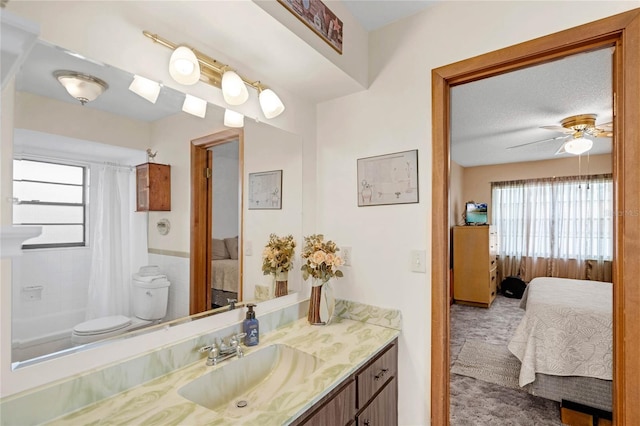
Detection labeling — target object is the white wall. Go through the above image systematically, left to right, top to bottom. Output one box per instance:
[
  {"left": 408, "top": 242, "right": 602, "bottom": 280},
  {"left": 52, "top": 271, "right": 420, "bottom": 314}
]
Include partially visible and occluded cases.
[
  {"left": 316, "top": 2, "right": 638, "bottom": 424},
  {"left": 212, "top": 141, "right": 240, "bottom": 239}
]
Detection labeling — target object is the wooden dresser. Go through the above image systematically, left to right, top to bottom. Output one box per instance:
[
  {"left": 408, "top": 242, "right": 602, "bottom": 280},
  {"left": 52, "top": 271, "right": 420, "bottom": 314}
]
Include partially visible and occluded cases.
[{"left": 452, "top": 225, "right": 498, "bottom": 308}]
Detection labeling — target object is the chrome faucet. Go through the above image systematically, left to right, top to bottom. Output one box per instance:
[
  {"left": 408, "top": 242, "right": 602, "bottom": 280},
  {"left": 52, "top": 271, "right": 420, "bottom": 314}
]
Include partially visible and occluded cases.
[
  {"left": 227, "top": 298, "right": 237, "bottom": 310},
  {"left": 199, "top": 333, "right": 246, "bottom": 366}
]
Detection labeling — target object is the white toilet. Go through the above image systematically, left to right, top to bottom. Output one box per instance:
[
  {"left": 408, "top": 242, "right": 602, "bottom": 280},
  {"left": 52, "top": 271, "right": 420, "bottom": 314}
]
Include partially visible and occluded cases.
[{"left": 72, "top": 266, "right": 171, "bottom": 345}]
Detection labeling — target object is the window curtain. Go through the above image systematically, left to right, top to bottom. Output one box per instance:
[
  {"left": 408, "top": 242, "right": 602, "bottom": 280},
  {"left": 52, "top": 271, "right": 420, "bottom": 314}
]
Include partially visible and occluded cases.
[
  {"left": 85, "top": 165, "right": 134, "bottom": 320},
  {"left": 492, "top": 174, "right": 613, "bottom": 283}
]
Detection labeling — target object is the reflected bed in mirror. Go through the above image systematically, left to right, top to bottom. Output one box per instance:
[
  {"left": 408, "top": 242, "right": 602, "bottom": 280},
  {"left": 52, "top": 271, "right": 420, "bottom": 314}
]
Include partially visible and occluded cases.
[{"left": 9, "top": 40, "right": 303, "bottom": 367}]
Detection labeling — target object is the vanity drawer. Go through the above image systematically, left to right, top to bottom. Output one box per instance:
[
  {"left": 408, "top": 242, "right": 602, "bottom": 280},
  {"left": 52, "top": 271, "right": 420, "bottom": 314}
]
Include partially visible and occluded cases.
[{"left": 356, "top": 341, "right": 398, "bottom": 408}]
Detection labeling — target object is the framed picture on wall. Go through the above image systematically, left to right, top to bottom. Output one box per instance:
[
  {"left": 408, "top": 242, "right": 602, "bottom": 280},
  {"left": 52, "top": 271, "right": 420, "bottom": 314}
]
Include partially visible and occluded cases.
[
  {"left": 277, "top": 0, "right": 343, "bottom": 54},
  {"left": 357, "top": 149, "right": 419, "bottom": 207},
  {"left": 248, "top": 170, "right": 283, "bottom": 210}
]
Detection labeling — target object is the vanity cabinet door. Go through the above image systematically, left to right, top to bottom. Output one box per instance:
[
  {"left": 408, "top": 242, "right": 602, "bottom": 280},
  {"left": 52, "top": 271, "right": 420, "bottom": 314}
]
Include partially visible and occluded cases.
[
  {"left": 356, "top": 376, "right": 397, "bottom": 426},
  {"left": 296, "top": 379, "right": 356, "bottom": 426}
]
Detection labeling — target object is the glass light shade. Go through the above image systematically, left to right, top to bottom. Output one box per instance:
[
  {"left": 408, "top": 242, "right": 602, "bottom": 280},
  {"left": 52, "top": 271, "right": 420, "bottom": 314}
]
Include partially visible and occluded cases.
[
  {"left": 169, "top": 46, "right": 201, "bottom": 85},
  {"left": 221, "top": 70, "right": 249, "bottom": 105},
  {"left": 54, "top": 71, "right": 108, "bottom": 105},
  {"left": 128, "top": 75, "right": 161, "bottom": 104},
  {"left": 259, "top": 88, "right": 285, "bottom": 119},
  {"left": 182, "top": 94, "right": 207, "bottom": 118},
  {"left": 224, "top": 109, "right": 244, "bottom": 128},
  {"left": 564, "top": 137, "right": 593, "bottom": 155}
]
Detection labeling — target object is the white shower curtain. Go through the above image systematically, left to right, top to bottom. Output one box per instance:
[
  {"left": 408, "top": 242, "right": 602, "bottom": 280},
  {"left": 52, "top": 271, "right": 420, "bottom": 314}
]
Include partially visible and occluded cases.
[{"left": 85, "top": 166, "right": 133, "bottom": 320}]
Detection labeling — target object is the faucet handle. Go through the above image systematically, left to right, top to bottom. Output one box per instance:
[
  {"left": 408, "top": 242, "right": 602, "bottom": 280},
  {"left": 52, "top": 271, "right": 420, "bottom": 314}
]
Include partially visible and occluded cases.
[
  {"left": 229, "top": 333, "right": 247, "bottom": 347},
  {"left": 198, "top": 344, "right": 215, "bottom": 353}
]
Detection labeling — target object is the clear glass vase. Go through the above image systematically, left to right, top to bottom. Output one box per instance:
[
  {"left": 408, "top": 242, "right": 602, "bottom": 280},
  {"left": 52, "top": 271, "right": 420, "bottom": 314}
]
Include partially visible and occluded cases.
[
  {"left": 274, "top": 271, "right": 288, "bottom": 298},
  {"left": 307, "top": 278, "right": 335, "bottom": 325}
]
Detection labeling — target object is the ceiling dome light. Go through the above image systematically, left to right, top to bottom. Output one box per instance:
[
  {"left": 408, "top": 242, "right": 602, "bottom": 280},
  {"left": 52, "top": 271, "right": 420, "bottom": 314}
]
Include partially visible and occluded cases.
[
  {"left": 169, "top": 46, "right": 200, "bottom": 85},
  {"left": 221, "top": 69, "right": 249, "bottom": 105},
  {"left": 53, "top": 70, "right": 108, "bottom": 105},
  {"left": 128, "top": 75, "right": 161, "bottom": 104},
  {"left": 259, "top": 88, "right": 285, "bottom": 119},
  {"left": 182, "top": 94, "right": 207, "bottom": 118},
  {"left": 224, "top": 109, "right": 244, "bottom": 128},
  {"left": 564, "top": 137, "right": 593, "bottom": 155}
]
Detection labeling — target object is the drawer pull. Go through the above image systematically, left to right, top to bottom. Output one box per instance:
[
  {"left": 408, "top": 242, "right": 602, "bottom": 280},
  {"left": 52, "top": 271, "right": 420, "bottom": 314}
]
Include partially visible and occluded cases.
[
  {"left": 374, "top": 368, "right": 389, "bottom": 381},
  {"left": 364, "top": 420, "right": 371, "bottom": 426}
]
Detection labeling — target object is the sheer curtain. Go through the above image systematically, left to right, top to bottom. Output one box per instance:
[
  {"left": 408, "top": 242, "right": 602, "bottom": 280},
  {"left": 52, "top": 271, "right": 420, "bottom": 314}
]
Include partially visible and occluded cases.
[
  {"left": 85, "top": 165, "right": 133, "bottom": 320},
  {"left": 492, "top": 174, "right": 613, "bottom": 282}
]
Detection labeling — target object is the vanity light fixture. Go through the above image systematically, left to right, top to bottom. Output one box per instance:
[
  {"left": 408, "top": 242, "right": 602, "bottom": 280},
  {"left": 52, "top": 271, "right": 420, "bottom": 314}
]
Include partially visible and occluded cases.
[
  {"left": 143, "top": 31, "right": 285, "bottom": 119},
  {"left": 169, "top": 46, "right": 201, "bottom": 85},
  {"left": 221, "top": 68, "right": 249, "bottom": 105},
  {"left": 53, "top": 70, "right": 108, "bottom": 105},
  {"left": 128, "top": 75, "right": 161, "bottom": 104},
  {"left": 182, "top": 94, "right": 207, "bottom": 118},
  {"left": 224, "top": 109, "right": 244, "bottom": 128},
  {"left": 564, "top": 136, "right": 593, "bottom": 155}
]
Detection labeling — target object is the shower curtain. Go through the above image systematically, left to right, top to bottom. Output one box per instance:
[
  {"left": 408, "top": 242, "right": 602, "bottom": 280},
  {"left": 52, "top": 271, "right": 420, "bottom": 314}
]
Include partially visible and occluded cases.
[{"left": 85, "top": 165, "right": 133, "bottom": 320}]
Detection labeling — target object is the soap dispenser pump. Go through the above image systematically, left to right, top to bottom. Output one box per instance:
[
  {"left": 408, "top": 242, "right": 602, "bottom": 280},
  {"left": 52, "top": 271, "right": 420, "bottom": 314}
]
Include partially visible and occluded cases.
[{"left": 243, "top": 303, "right": 259, "bottom": 346}]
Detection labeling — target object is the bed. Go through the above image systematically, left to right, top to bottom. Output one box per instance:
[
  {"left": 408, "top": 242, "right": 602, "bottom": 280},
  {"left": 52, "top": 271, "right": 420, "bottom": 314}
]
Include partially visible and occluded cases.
[
  {"left": 211, "top": 237, "right": 240, "bottom": 307},
  {"left": 211, "top": 259, "right": 239, "bottom": 307},
  {"left": 507, "top": 277, "right": 613, "bottom": 410}
]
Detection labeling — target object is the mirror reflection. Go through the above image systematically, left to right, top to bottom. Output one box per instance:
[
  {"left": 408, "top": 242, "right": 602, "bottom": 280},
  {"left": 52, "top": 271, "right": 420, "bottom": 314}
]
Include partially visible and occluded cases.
[{"left": 10, "top": 40, "right": 302, "bottom": 365}]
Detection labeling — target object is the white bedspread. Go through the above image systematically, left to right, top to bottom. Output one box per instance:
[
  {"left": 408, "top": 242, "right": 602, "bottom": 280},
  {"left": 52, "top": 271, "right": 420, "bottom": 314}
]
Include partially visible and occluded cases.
[
  {"left": 211, "top": 259, "right": 239, "bottom": 292},
  {"left": 507, "top": 277, "right": 612, "bottom": 387}
]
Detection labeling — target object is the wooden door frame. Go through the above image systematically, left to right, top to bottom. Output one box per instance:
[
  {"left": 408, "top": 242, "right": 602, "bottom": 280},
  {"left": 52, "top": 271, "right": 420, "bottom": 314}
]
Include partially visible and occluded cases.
[
  {"left": 431, "top": 9, "right": 640, "bottom": 425},
  {"left": 190, "top": 129, "right": 244, "bottom": 314}
]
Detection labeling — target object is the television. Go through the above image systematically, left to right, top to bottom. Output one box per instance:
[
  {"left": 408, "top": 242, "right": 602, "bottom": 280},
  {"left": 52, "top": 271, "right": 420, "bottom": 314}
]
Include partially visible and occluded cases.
[{"left": 465, "top": 202, "right": 488, "bottom": 225}]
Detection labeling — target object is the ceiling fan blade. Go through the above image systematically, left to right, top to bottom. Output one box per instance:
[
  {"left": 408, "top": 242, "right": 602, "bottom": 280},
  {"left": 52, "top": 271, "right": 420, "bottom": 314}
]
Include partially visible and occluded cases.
[
  {"left": 596, "top": 121, "right": 613, "bottom": 129},
  {"left": 540, "top": 125, "right": 574, "bottom": 134},
  {"left": 592, "top": 129, "right": 613, "bottom": 138},
  {"left": 507, "top": 135, "right": 570, "bottom": 150},
  {"left": 555, "top": 142, "right": 567, "bottom": 155}
]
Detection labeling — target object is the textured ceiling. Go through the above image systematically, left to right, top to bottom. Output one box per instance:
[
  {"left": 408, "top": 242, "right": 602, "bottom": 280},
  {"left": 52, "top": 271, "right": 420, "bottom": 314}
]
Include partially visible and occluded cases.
[{"left": 451, "top": 47, "right": 613, "bottom": 167}]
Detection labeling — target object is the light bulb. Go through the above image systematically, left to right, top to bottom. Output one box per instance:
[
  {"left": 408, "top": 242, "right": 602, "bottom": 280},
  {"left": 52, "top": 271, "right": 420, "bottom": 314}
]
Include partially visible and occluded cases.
[
  {"left": 169, "top": 46, "right": 200, "bottom": 85},
  {"left": 221, "top": 70, "right": 249, "bottom": 105},
  {"left": 128, "top": 75, "right": 161, "bottom": 104},
  {"left": 259, "top": 88, "right": 285, "bottom": 119},
  {"left": 182, "top": 94, "right": 207, "bottom": 118},
  {"left": 224, "top": 109, "right": 244, "bottom": 128},
  {"left": 564, "top": 137, "right": 593, "bottom": 155}
]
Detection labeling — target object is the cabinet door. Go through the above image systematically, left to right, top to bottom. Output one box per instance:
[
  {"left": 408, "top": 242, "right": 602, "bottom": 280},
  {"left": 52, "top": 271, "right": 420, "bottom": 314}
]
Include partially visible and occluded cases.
[
  {"left": 136, "top": 165, "right": 149, "bottom": 211},
  {"left": 357, "top": 377, "right": 397, "bottom": 426},
  {"left": 300, "top": 380, "right": 355, "bottom": 426}
]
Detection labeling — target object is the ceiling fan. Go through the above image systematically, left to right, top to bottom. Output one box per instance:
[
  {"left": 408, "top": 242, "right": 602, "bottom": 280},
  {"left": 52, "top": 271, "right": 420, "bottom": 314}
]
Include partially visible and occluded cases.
[{"left": 508, "top": 114, "right": 613, "bottom": 155}]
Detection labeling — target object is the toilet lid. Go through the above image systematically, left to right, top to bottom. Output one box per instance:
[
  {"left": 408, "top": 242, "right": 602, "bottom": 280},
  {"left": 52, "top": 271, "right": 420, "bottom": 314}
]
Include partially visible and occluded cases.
[{"left": 73, "top": 315, "right": 132, "bottom": 335}]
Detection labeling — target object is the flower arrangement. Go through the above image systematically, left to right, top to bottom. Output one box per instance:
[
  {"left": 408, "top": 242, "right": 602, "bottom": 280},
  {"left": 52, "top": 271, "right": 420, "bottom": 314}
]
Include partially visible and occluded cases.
[
  {"left": 262, "top": 234, "right": 296, "bottom": 275},
  {"left": 300, "top": 234, "right": 344, "bottom": 284}
]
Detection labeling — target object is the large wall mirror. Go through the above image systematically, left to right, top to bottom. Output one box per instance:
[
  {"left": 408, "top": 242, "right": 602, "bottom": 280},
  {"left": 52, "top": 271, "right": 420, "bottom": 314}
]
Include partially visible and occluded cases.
[{"left": 9, "top": 39, "right": 303, "bottom": 367}]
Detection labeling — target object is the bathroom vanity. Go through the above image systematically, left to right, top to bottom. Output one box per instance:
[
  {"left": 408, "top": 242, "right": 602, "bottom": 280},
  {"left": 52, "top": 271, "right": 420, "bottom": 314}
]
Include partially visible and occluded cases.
[{"left": 2, "top": 300, "right": 401, "bottom": 425}]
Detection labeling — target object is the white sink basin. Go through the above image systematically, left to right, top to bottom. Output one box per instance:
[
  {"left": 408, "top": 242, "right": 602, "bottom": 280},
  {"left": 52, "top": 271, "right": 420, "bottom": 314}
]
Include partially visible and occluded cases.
[{"left": 178, "top": 344, "right": 323, "bottom": 416}]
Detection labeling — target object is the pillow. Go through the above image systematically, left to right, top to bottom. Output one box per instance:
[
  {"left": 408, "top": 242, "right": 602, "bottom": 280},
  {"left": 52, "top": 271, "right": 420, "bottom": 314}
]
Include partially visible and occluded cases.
[
  {"left": 224, "top": 236, "right": 239, "bottom": 260},
  {"left": 212, "top": 238, "right": 230, "bottom": 260}
]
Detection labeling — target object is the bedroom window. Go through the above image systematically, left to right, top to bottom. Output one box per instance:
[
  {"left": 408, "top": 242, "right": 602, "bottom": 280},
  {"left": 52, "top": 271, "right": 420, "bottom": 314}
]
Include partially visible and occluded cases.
[
  {"left": 12, "top": 159, "right": 87, "bottom": 249},
  {"left": 492, "top": 174, "right": 613, "bottom": 261}
]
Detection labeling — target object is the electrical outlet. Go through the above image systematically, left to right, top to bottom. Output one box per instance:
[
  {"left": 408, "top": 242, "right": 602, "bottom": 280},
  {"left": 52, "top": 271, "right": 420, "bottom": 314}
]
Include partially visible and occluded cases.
[
  {"left": 245, "top": 241, "right": 253, "bottom": 256},
  {"left": 342, "top": 246, "right": 352, "bottom": 266},
  {"left": 411, "top": 250, "right": 426, "bottom": 273}
]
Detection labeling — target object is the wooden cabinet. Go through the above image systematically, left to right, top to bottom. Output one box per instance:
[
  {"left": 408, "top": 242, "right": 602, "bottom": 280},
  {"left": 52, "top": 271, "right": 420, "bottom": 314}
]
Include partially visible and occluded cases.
[
  {"left": 136, "top": 163, "right": 170, "bottom": 211},
  {"left": 452, "top": 225, "right": 498, "bottom": 307},
  {"left": 292, "top": 339, "right": 398, "bottom": 426}
]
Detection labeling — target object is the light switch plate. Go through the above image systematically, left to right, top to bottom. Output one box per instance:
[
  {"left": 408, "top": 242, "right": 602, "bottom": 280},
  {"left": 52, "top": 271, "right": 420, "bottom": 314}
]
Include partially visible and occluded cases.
[{"left": 411, "top": 250, "right": 426, "bottom": 273}]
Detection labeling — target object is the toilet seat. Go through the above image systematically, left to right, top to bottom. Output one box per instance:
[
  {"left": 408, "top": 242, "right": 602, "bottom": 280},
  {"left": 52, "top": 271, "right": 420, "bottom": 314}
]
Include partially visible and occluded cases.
[{"left": 73, "top": 315, "right": 132, "bottom": 336}]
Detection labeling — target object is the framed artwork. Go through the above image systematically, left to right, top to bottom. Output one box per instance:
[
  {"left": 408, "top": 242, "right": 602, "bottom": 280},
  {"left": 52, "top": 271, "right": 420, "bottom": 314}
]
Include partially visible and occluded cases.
[
  {"left": 278, "top": 0, "right": 343, "bottom": 54},
  {"left": 357, "top": 149, "right": 419, "bottom": 207},
  {"left": 248, "top": 170, "right": 283, "bottom": 210}
]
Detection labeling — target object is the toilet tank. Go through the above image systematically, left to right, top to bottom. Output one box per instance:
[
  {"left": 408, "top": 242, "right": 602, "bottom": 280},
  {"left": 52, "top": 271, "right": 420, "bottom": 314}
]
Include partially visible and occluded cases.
[{"left": 132, "top": 273, "right": 171, "bottom": 320}]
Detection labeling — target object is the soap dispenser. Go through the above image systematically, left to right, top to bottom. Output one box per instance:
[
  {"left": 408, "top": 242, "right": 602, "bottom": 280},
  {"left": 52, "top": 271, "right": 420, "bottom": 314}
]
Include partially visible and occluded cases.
[{"left": 243, "top": 303, "right": 259, "bottom": 346}]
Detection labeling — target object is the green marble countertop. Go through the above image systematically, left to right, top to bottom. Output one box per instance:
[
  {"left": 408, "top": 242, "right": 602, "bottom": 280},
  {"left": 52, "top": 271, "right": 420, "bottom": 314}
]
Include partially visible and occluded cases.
[{"left": 46, "top": 316, "right": 400, "bottom": 425}]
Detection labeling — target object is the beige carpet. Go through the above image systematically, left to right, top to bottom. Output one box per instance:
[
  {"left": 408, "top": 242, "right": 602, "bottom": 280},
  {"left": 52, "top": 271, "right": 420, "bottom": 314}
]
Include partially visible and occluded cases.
[{"left": 451, "top": 340, "right": 525, "bottom": 391}]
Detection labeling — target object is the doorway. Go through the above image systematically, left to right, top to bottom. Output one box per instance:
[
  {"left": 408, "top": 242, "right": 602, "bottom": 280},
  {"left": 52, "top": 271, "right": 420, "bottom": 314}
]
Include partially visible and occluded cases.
[
  {"left": 430, "top": 9, "right": 640, "bottom": 425},
  {"left": 190, "top": 129, "right": 245, "bottom": 315}
]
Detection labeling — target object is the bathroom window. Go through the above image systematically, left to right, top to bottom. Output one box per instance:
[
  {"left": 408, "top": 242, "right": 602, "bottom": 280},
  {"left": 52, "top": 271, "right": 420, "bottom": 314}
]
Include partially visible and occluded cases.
[{"left": 12, "top": 159, "right": 87, "bottom": 248}]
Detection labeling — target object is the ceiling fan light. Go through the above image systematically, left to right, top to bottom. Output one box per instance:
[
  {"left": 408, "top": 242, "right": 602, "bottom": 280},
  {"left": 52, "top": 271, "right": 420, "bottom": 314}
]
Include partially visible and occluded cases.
[
  {"left": 169, "top": 46, "right": 201, "bottom": 85},
  {"left": 54, "top": 70, "right": 108, "bottom": 105},
  {"left": 221, "top": 70, "right": 248, "bottom": 105},
  {"left": 128, "top": 75, "right": 161, "bottom": 104},
  {"left": 259, "top": 88, "right": 285, "bottom": 119},
  {"left": 182, "top": 94, "right": 207, "bottom": 118},
  {"left": 224, "top": 109, "right": 244, "bottom": 128},
  {"left": 564, "top": 137, "right": 593, "bottom": 155}
]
